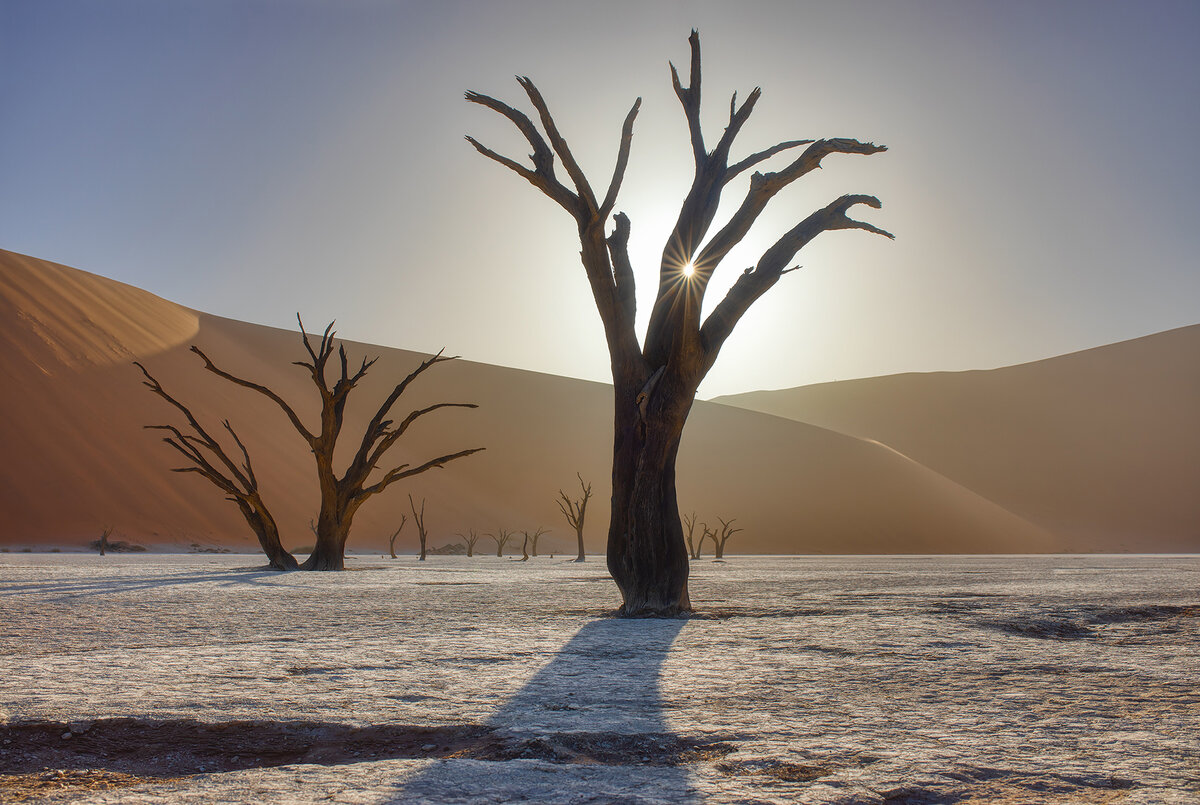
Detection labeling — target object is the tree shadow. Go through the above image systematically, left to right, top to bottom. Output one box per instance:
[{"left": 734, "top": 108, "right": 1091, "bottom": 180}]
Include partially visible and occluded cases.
[
  {"left": 0, "top": 567, "right": 292, "bottom": 601},
  {"left": 388, "top": 617, "right": 730, "bottom": 803}
]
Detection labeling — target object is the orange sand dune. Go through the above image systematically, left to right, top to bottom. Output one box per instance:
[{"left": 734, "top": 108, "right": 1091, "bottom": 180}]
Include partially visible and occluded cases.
[
  {"left": 2, "top": 248, "right": 1072, "bottom": 555},
  {"left": 714, "top": 328, "right": 1200, "bottom": 551}
]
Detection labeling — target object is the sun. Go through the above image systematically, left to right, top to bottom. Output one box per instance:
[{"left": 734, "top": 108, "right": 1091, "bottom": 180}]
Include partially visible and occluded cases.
[{"left": 682, "top": 262, "right": 695, "bottom": 277}]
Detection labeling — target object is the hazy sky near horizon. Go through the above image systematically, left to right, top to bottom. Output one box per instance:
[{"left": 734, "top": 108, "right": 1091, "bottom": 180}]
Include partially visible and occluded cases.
[{"left": 2, "top": 1, "right": 1198, "bottom": 397}]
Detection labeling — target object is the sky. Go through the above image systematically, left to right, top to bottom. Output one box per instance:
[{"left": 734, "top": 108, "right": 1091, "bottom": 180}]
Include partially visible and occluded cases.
[{"left": 2, "top": 0, "right": 1198, "bottom": 398}]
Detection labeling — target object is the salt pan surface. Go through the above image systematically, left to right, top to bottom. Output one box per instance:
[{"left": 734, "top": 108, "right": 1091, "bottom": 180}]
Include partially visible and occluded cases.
[{"left": 1, "top": 554, "right": 1196, "bottom": 803}]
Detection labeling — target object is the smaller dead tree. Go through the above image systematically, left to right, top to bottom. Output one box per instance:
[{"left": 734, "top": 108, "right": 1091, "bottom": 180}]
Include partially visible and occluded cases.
[
  {"left": 139, "top": 323, "right": 484, "bottom": 571},
  {"left": 135, "top": 361, "right": 298, "bottom": 571},
  {"left": 556, "top": 474, "right": 592, "bottom": 562},
  {"left": 410, "top": 496, "right": 429, "bottom": 561},
  {"left": 683, "top": 512, "right": 700, "bottom": 560},
  {"left": 387, "top": 515, "right": 409, "bottom": 559},
  {"left": 712, "top": 517, "right": 743, "bottom": 559},
  {"left": 98, "top": 525, "right": 112, "bottom": 556},
  {"left": 523, "top": 526, "right": 550, "bottom": 558},
  {"left": 487, "top": 528, "right": 514, "bottom": 557},
  {"left": 458, "top": 529, "right": 481, "bottom": 557},
  {"left": 520, "top": 533, "right": 530, "bottom": 561}
]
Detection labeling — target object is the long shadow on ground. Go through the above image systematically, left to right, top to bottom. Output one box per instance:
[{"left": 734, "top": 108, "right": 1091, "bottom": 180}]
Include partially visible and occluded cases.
[{"left": 387, "top": 617, "right": 731, "bottom": 803}]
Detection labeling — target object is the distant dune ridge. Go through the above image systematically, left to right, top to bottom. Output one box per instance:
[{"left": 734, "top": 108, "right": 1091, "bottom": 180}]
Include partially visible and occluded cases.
[
  {"left": 0, "top": 247, "right": 1193, "bottom": 555},
  {"left": 713, "top": 326, "right": 1200, "bottom": 551}
]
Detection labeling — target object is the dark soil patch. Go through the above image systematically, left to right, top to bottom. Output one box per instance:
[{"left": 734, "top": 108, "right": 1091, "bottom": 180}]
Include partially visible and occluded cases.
[{"left": 0, "top": 718, "right": 737, "bottom": 797}]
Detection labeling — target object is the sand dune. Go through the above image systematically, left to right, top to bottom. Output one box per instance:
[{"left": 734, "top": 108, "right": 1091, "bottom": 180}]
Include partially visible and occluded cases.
[
  {"left": 2, "top": 248, "right": 1077, "bottom": 555},
  {"left": 714, "top": 328, "right": 1200, "bottom": 551}
]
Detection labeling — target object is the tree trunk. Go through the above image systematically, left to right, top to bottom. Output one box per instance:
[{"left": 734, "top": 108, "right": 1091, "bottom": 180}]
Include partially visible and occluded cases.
[
  {"left": 605, "top": 374, "right": 694, "bottom": 616},
  {"left": 303, "top": 506, "right": 350, "bottom": 571},
  {"left": 241, "top": 507, "right": 298, "bottom": 571},
  {"left": 574, "top": 529, "right": 585, "bottom": 562},
  {"left": 714, "top": 539, "right": 725, "bottom": 560}
]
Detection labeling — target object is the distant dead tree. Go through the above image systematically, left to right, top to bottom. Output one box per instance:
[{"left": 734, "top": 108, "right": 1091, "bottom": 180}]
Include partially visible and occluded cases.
[
  {"left": 468, "top": 31, "right": 890, "bottom": 614},
  {"left": 137, "top": 318, "right": 484, "bottom": 571},
  {"left": 556, "top": 474, "right": 592, "bottom": 562},
  {"left": 410, "top": 496, "right": 429, "bottom": 561},
  {"left": 683, "top": 511, "right": 701, "bottom": 560},
  {"left": 387, "top": 514, "right": 409, "bottom": 559},
  {"left": 712, "top": 517, "right": 743, "bottom": 559},
  {"left": 698, "top": 523, "right": 714, "bottom": 560},
  {"left": 98, "top": 525, "right": 112, "bottom": 557},
  {"left": 523, "top": 526, "right": 550, "bottom": 557},
  {"left": 487, "top": 528, "right": 514, "bottom": 557},
  {"left": 457, "top": 529, "right": 481, "bottom": 557}
]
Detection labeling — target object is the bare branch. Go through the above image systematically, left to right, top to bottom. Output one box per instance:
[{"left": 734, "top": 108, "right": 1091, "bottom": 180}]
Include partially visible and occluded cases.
[
  {"left": 669, "top": 29, "right": 705, "bottom": 165},
  {"left": 516, "top": 76, "right": 598, "bottom": 213},
  {"left": 463, "top": 88, "right": 581, "bottom": 215},
  {"left": 464, "top": 89, "right": 556, "bottom": 174},
  {"left": 598, "top": 98, "right": 642, "bottom": 219},
  {"left": 465, "top": 135, "right": 579, "bottom": 215},
  {"left": 691, "top": 139, "right": 888, "bottom": 282},
  {"left": 726, "top": 139, "right": 814, "bottom": 183},
  {"left": 700, "top": 194, "right": 891, "bottom": 362},
  {"left": 606, "top": 212, "right": 636, "bottom": 322},
  {"left": 189, "top": 346, "right": 315, "bottom": 444},
  {"left": 347, "top": 350, "right": 457, "bottom": 479},
  {"left": 135, "top": 361, "right": 253, "bottom": 491},
  {"left": 222, "top": 419, "right": 258, "bottom": 489},
  {"left": 360, "top": 447, "right": 486, "bottom": 499}
]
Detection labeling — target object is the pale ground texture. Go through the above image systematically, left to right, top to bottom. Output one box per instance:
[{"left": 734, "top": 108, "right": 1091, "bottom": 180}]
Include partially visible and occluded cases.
[{"left": 0, "top": 554, "right": 1196, "bottom": 804}]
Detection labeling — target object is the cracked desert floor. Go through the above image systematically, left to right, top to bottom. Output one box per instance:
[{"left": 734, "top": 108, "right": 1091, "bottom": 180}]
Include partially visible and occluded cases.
[{"left": 1, "top": 554, "right": 1196, "bottom": 804}]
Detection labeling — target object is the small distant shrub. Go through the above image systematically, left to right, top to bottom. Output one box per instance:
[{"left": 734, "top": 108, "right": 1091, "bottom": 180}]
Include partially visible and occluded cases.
[{"left": 87, "top": 539, "right": 146, "bottom": 553}]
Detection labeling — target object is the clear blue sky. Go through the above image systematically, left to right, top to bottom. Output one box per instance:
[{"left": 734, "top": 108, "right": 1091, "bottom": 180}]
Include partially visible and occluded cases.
[{"left": 2, "top": 0, "right": 1198, "bottom": 397}]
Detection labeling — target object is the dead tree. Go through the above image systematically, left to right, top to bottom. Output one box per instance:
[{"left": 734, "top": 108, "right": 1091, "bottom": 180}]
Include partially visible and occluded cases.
[
  {"left": 467, "top": 31, "right": 890, "bottom": 615},
  {"left": 138, "top": 318, "right": 484, "bottom": 571},
  {"left": 135, "top": 362, "right": 298, "bottom": 570},
  {"left": 556, "top": 474, "right": 592, "bottom": 563},
  {"left": 410, "top": 495, "right": 429, "bottom": 561},
  {"left": 683, "top": 511, "right": 700, "bottom": 560},
  {"left": 387, "top": 514, "right": 409, "bottom": 559},
  {"left": 712, "top": 517, "right": 743, "bottom": 559},
  {"left": 698, "top": 523, "right": 714, "bottom": 560},
  {"left": 98, "top": 525, "right": 112, "bottom": 557},
  {"left": 523, "top": 526, "right": 550, "bottom": 557},
  {"left": 487, "top": 528, "right": 514, "bottom": 557},
  {"left": 458, "top": 529, "right": 481, "bottom": 557},
  {"left": 520, "top": 532, "right": 530, "bottom": 561}
]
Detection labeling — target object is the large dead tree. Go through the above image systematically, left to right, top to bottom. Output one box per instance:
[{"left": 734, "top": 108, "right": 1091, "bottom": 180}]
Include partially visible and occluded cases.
[
  {"left": 467, "top": 31, "right": 891, "bottom": 614},
  {"left": 139, "top": 319, "right": 484, "bottom": 570},
  {"left": 136, "top": 361, "right": 298, "bottom": 570},
  {"left": 556, "top": 474, "right": 592, "bottom": 563},
  {"left": 711, "top": 517, "right": 743, "bottom": 559}
]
